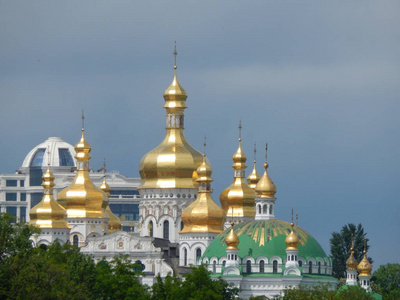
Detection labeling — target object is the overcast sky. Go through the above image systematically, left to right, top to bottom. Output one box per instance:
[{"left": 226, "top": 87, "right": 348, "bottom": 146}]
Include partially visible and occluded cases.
[{"left": 1, "top": 1, "right": 399, "bottom": 268}]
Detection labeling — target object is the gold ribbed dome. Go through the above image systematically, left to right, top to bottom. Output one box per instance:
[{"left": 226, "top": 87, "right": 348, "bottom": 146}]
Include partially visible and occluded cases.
[
  {"left": 139, "top": 66, "right": 203, "bottom": 190},
  {"left": 57, "top": 130, "right": 107, "bottom": 219},
  {"left": 220, "top": 138, "right": 256, "bottom": 218},
  {"left": 247, "top": 144, "right": 261, "bottom": 190},
  {"left": 180, "top": 155, "right": 226, "bottom": 233},
  {"left": 255, "top": 162, "right": 277, "bottom": 198},
  {"left": 29, "top": 165, "right": 70, "bottom": 229},
  {"left": 98, "top": 175, "right": 121, "bottom": 233},
  {"left": 225, "top": 222, "right": 239, "bottom": 250},
  {"left": 285, "top": 223, "right": 300, "bottom": 250},
  {"left": 346, "top": 246, "right": 358, "bottom": 271},
  {"left": 357, "top": 248, "right": 372, "bottom": 276}
]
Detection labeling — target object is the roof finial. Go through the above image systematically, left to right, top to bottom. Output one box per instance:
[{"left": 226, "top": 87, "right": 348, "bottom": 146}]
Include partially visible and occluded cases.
[
  {"left": 173, "top": 41, "right": 178, "bottom": 70},
  {"left": 81, "top": 109, "right": 85, "bottom": 131},
  {"left": 238, "top": 119, "right": 242, "bottom": 141},
  {"left": 203, "top": 136, "right": 207, "bottom": 156},
  {"left": 253, "top": 142, "right": 257, "bottom": 163},
  {"left": 265, "top": 143, "right": 268, "bottom": 163},
  {"left": 47, "top": 146, "right": 51, "bottom": 167},
  {"left": 103, "top": 158, "right": 107, "bottom": 175},
  {"left": 291, "top": 208, "right": 294, "bottom": 224},
  {"left": 296, "top": 213, "right": 298, "bottom": 226}
]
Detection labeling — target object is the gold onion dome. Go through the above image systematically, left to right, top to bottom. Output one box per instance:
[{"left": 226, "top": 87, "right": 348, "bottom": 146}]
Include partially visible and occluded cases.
[
  {"left": 139, "top": 64, "right": 203, "bottom": 190},
  {"left": 57, "top": 129, "right": 107, "bottom": 219},
  {"left": 220, "top": 136, "right": 256, "bottom": 218},
  {"left": 247, "top": 144, "right": 261, "bottom": 189},
  {"left": 180, "top": 155, "right": 226, "bottom": 233},
  {"left": 255, "top": 162, "right": 277, "bottom": 198},
  {"left": 29, "top": 165, "right": 70, "bottom": 229},
  {"left": 98, "top": 175, "right": 121, "bottom": 233},
  {"left": 225, "top": 222, "right": 239, "bottom": 250},
  {"left": 285, "top": 223, "right": 300, "bottom": 250},
  {"left": 346, "top": 246, "right": 358, "bottom": 270},
  {"left": 357, "top": 248, "right": 372, "bottom": 276}
]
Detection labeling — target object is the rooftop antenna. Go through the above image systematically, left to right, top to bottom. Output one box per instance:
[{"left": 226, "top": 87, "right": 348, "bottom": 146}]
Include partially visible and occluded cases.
[{"left": 173, "top": 41, "right": 178, "bottom": 70}]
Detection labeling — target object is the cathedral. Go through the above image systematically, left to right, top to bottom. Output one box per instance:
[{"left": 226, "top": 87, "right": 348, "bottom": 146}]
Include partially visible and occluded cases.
[{"left": 4, "top": 54, "right": 373, "bottom": 299}]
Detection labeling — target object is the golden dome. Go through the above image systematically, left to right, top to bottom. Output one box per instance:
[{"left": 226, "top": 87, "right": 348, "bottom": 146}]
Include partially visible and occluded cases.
[
  {"left": 139, "top": 66, "right": 203, "bottom": 190},
  {"left": 57, "top": 129, "right": 107, "bottom": 219},
  {"left": 220, "top": 138, "right": 256, "bottom": 219},
  {"left": 180, "top": 155, "right": 226, "bottom": 233},
  {"left": 247, "top": 161, "right": 261, "bottom": 190},
  {"left": 255, "top": 162, "right": 277, "bottom": 198},
  {"left": 29, "top": 165, "right": 70, "bottom": 229},
  {"left": 98, "top": 175, "right": 121, "bottom": 233},
  {"left": 225, "top": 222, "right": 239, "bottom": 250},
  {"left": 285, "top": 223, "right": 300, "bottom": 250},
  {"left": 346, "top": 246, "right": 358, "bottom": 271},
  {"left": 357, "top": 249, "right": 372, "bottom": 276}
]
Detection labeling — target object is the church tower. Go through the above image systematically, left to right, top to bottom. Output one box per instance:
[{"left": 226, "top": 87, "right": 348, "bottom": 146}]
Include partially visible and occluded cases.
[
  {"left": 138, "top": 45, "right": 203, "bottom": 243},
  {"left": 57, "top": 119, "right": 109, "bottom": 246},
  {"left": 220, "top": 123, "right": 256, "bottom": 228},
  {"left": 254, "top": 143, "right": 277, "bottom": 220},
  {"left": 179, "top": 147, "right": 226, "bottom": 266},
  {"left": 29, "top": 151, "right": 71, "bottom": 245},
  {"left": 345, "top": 238, "right": 358, "bottom": 286},
  {"left": 357, "top": 242, "right": 373, "bottom": 292}
]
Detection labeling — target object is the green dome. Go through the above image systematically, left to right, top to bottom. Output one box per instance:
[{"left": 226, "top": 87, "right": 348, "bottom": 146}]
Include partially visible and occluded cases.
[{"left": 202, "top": 220, "right": 328, "bottom": 261}]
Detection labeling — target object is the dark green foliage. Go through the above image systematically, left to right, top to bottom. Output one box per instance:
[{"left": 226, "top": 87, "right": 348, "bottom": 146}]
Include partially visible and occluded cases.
[
  {"left": 330, "top": 223, "right": 373, "bottom": 279},
  {"left": 372, "top": 263, "right": 400, "bottom": 300},
  {"left": 150, "top": 265, "right": 240, "bottom": 300}
]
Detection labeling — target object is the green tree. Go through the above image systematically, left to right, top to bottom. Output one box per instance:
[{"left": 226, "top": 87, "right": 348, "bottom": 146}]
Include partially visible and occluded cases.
[
  {"left": 330, "top": 223, "right": 372, "bottom": 279},
  {"left": 372, "top": 263, "right": 400, "bottom": 300},
  {"left": 150, "top": 265, "right": 239, "bottom": 300},
  {"left": 281, "top": 284, "right": 334, "bottom": 300}
]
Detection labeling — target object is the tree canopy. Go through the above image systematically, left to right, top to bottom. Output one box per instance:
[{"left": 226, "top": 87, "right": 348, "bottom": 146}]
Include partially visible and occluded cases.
[
  {"left": 330, "top": 223, "right": 372, "bottom": 279},
  {"left": 372, "top": 263, "right": 400, "bottom": 300}
]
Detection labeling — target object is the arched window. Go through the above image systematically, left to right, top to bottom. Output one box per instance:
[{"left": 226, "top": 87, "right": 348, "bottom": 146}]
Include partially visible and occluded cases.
[
  {"left": 258, "top": 205, "right": 261, "bottom": 214},
  {"left": 263, "top": 205, "right": 268, "bottom": 213},
  {"left": 269, "top": 205, "right": 273, "bottom": 214},
  {"left": 163, "top": 220, "right": 169, "bottom": 240},
  {"left": 149, "top": 221, "right": 153, "bottom": 237},
  {"left": 180, "top": 221, "right": 184, "bottom": 230},
  {"left": 73, "top": 235, "right": 79, "bottom": 247},
  {"left": 183, "top": 248, "right": 187, "bottom": 266},
  {"left": 196, "top": 248, "right": 202, "bottom": 259},
  {"left": 291, "top": 255, "right": 294, "bottom": 261},
  {"left": 222, "top": 260, "right": 226, "bottom": 267},
  {"left": 246, "top": 260, "right": 251, "bottom": 273},
  {"left": 260, "top": 260, "right": 265, "bottom": 273},
  {"left": 273, "top": 260, "right": 278, "bottom": 273},
  {"left": 213, "top": 261, "right": 216, "bottom": 273},
  {"left": 299, "top": 261, "right": 303, "bottom": 267},
  {"left": 309, "top": 261, "right": 313, "bottom": 274},
  {"left": 318, "top": 261, "right": 321, "bottom": 274}
]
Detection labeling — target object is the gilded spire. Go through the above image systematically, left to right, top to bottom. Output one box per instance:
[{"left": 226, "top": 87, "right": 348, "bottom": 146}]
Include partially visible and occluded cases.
[
  {"left": 139, "top": 44, "right": 203, "bottom": 190},
  {"left": 57, "top": 115, "right": 107, "bottom": 219},
  {"left": 220, "top": 121, "right": 256, "bottom": 219},
  {"left": 247, "top": 143, "right": 261, "bottom": 189},
  {"left": 255, "top": 143, "right": 277, "bottom": 199},
  {"left": 180, "top": 147, "right": 226, "bottom": 233},
  {"left": 29, "top": 149, "right": 70, "bottom": 229},
  {"left": 98, "top": 159, "right": 120, "bottom": 233},
  {"left": 225, "top": 222, "right": 239, "bottom": 250},
  {"left": 285, "top": 222, "right": 300, "bottom": 250},
  {"left": 346, "top": 236, "right": 358, "bottom": 270},
  {"left": 357, "top": 241, "right": 372, "bottom": 276}
]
